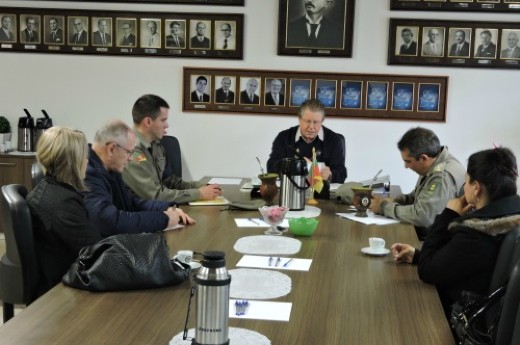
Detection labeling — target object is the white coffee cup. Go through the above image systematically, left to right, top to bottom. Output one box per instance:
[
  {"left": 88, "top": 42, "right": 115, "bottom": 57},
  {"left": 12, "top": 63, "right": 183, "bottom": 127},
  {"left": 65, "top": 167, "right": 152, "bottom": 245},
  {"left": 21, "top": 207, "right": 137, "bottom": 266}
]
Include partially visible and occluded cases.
[
  {"left": 369, "top": 237, "right": 385, "bottom": 251},
  {"left": 177, "top": 250, "right": 193, "bottom": 264}
]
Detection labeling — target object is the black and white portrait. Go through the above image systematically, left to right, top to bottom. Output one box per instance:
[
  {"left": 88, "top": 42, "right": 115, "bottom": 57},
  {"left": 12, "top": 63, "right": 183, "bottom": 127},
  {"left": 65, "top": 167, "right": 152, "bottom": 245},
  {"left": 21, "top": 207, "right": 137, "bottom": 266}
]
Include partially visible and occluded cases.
[
  {"left": 0, "top": 14, "right": 16, "bottom": 43},
  {"left": 20, "top": 15, "right": 41, "bottom": 44},
  {"left": 44, "top": 15, "right": 64, "bottom": 45},
  {"left": 68, "top": 16, "right": 89, "bottom": 46},
  {"left": 116, "top": 18, "right": 137, "bottom": 48},
  {"left": 140, "top": 19, "right": 161, "bottom": 48},
  {"left": 165, "top": 20, "right": 186, "bottom": 49},
  {"left": 214, "top": 21, "right": 236, "bottom": 50},
  {"left": 395, "top": 26, "right": 418, "bottom": 56},
  {"left": 447, "top": 28, "right": 471, "bottom": 58},
  {"left": 190, "top": 75, "right": 211, "bottom": 103},
  {"left": 215, "top": 76, "right": 236, "bottom": 104},
  {"left": 239, "top": 77, "right": 261, "bottom": 105},
  {"left": 265, "top": 78, "right": 286, "bottom": 106}
]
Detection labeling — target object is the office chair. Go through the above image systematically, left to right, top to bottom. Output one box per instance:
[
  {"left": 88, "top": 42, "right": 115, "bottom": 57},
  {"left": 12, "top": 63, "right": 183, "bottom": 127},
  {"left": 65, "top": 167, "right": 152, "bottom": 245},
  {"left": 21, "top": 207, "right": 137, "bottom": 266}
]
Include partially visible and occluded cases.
[
  {"left": 337, "top": 133, "right": 347, "bottom": 178},
  {"left": 160, "top": 135, "right": 182, "bottom": 178},
  {"left": 31, "top": 161, "right": 45, "bottom": 189},
  {"left": 0, "top": 184, "right": 40, "bottom": 323},
  {"left": 495, "top": 258, "right": 520, "bottom": 345}
]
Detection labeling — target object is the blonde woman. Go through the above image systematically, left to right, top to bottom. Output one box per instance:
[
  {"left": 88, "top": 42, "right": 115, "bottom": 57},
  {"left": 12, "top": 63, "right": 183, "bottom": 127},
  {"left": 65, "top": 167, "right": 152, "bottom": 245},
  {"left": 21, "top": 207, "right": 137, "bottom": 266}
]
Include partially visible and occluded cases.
[{"left": 27, "top": 127, "right": 100, "bottom": 294}]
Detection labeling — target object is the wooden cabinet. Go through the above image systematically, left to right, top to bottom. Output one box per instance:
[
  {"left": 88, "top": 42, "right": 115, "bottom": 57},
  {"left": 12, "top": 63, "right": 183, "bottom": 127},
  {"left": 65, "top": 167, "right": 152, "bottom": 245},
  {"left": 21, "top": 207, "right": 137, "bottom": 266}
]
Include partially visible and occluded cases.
[{"left": 0, "top": 153, "right": 36, "bottom": 233}]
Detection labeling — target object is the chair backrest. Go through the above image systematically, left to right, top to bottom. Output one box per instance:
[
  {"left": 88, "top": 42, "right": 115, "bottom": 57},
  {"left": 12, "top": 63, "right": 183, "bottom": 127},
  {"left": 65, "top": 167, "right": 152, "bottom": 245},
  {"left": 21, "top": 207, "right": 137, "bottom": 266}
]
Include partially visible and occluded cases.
[
  {"left": 337, "top": 133, "right": 347, "bottom": 178},
  {"left": 160, "top": 135, "right": 182, "bottom": 178},
  {"left": 31, "top": 161, "right": 45, "bottom": 188},
  {"left": 0, "top": 184, "right": 40, "bottom": 305},
  {"left": 489, "top": 227, "right": 520, "bottom": 292},
  {"left": 495, "top": 258, "right": 520, "bottom": 345}
]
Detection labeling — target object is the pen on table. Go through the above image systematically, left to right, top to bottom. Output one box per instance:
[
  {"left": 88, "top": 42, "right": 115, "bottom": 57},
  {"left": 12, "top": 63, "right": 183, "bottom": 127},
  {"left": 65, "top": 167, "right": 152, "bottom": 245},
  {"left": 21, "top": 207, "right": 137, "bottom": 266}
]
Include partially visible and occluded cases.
[
  {"left": 372, "top": 169, "right": 383, "bottom": 181},
  {"left": 248, "top": 218, "right": 261, "bottom": 225},
  {"left": 268, "top": 257, "right": 273, "bottom": 266},
  {"left": 275, "top": 257, "right": 281, "bottom": 267},
  {"left": 282, "top": 259, "right": 293, "bottom": 267}
]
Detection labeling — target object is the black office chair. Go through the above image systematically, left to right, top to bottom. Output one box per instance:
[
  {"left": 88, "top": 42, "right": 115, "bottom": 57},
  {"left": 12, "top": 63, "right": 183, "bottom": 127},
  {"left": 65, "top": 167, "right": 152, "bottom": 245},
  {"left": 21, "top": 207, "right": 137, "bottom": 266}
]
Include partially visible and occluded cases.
[
  {"left": 337, "top": 133, "right": 347, "bottom": 178},
  {"left": 160, "top": 135, "right": 182, "bottom": 178},
  {"left": 31, "top": 161, "right": 45, "bottom": 189},
  {"left": 0, "top": 184, "right": 40, "bottom": 323},
  {"left": 495, "top": 258, "right": 520, "bottom": 345}
]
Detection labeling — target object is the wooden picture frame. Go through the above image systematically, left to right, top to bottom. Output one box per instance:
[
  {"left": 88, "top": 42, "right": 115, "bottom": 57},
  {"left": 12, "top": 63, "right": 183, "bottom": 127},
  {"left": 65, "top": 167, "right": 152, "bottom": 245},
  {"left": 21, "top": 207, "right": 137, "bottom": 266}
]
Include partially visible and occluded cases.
[
  {"left": 46, "top": 0, "right": 245, "bottom": 5},
  {"left": 277, "top": 0, "right": 356, "bottom": 57},
  {"left": 390, "top": 0, "right": 520, "bottom": 12},
  {"left": 0, "top": 7, "right": 243, "bottom": 59},
  {"left": 388, "top": 18, "right": 520, "bottom": 69},
  {"left": 183, "top": 67, "right": 449, "bottom": 122}
]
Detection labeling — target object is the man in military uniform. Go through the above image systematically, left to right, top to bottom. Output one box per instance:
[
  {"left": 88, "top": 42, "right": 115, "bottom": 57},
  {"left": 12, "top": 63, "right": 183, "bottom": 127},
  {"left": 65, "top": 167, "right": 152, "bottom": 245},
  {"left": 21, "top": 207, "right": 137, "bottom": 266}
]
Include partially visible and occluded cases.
[
  {"left": 121, "top": 94, "right": 222, "bottom": 204},
  {"left": 371, "top": 127, "right": 465, "bottom": 239}
]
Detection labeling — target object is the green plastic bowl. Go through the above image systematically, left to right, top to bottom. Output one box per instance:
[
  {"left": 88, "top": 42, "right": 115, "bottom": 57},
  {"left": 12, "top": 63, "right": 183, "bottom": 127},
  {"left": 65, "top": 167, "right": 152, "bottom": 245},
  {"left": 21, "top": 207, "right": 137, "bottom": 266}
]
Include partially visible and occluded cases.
[{"left": 288, "top": 217, "right": 319, "bottom": 236}]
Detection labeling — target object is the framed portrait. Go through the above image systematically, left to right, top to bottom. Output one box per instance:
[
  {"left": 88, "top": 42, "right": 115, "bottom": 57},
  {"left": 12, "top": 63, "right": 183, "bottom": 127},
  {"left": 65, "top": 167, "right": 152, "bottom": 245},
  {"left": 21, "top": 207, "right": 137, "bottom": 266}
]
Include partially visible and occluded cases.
[
  {"left": 278, "top": 0, "right": 356, "bottom": 57},
  {"left": 391, "top": 0, "right": 520, "bottom": 12},
  {"left": 0, "top": 13, "right": 17, "bottom": 43},
  {"left": 20, "top": 14, "right": 41, "bottom": 44},
  {"left": 44, "top": 15, "right": 65, "bottom": 45},
  {"left": 68, "top": 16, "right": 89, "bottom": 46},
  {"left": 91, "top": 17, "right": 112, "bottom": 47},
  {"left": 116, "top": 18, "right": 137, "bottom": 48},
  {"left": 140, "top": 18, "right": 161, "bottom": 49},
  {"left": 388, "top": 18, "right": 520, "bottom": 69},
  {"left": 165, "top": 19, "right": 186, "bottom": 49},
  {"left": 189, "top": 20, "right": 211, "bottom": 50},
  {"left": 214, "top": 20, "right": 236, "bottom": 51},
  {"left": 395, "top": 26, "right": 419, "bottom": 56},
  {"left": 447, "top": 28, "right": 471, "bottom": 58},
  {"left": 500, "top": 29, "right": 520, "bottom": 60},
  {"left": 183, "top": 67, "right": 448, "bottom": 121},
  {"left": 190, "top": 75, "right": 211, "bottom": 103},
  {"left": 214, "top": 75, "right": 236, "bottom": 104},
  {"left": 239, "top": 77, "right": 261, "bottom": 106},
  {"left": 264, "top": 78, "right": 286, "bottom": 107},
  {"left": 290, "top": 79, "right": 312, "bottom": 107},
  {"left": 316, "top": 79, "right": 337, "bottom": 108},
  {"left": 340, "top": 80, "right": 362, "bottom": 109},
  {"left": 366, "top": 81, "right": 389, "bottom": 110},
  {"left": 391, "top": 82, "right": 414, "bottom": 111},
  {"left": 418, "top": 83, "right": 440, "bottom": 112}
]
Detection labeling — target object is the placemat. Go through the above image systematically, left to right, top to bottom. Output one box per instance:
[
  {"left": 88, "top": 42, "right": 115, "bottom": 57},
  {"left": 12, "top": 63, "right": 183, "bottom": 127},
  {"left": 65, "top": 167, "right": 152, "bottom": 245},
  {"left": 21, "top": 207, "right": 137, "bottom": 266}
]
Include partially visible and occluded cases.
[
  {"left": 285, "top": 205, "right": 321, "bottom": 218},
  {"left": 233, "top": 235, "right": 301, "bottom": 255},
  {"left": 229, "top": 268, "right": 291, "bottom": 299},
  {"left": 169, "top": 327, "right": 271, "bottom": 345}
]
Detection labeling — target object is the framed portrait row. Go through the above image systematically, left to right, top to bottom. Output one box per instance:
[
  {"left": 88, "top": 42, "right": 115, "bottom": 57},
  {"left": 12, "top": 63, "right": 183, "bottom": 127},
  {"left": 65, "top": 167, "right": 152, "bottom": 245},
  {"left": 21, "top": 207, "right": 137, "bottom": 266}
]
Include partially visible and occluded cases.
[
  {"left": 46, "top": 0, "right": 244, "bottom": 4},
  {"left": 277, "top": 0, "right": 356, "bottom": 57},
  {"left": 391, "top": 0, "right": 520, "bottom": 12},
  {"left": 0, "top": 7, "right": 243, "bottom": 59},
  {"left": 388, "top": 18, "right": 520, "bottom": 69},
  {"left": 183, "top": 67, "right": 448, "bottom": 122}
]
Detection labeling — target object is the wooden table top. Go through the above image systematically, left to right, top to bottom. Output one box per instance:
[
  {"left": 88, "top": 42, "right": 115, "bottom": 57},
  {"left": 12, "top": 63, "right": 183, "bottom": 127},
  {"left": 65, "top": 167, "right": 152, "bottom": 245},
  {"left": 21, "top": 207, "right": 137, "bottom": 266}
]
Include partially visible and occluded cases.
[{"left": 0, "top": 182, "right": 455, "bottom": 345}]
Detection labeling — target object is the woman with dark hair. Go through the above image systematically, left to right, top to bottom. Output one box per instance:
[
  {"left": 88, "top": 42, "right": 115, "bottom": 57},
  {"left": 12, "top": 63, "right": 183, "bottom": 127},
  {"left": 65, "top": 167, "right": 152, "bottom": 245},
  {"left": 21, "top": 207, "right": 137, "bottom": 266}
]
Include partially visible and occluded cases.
[{"left": 391, "top": 147, "right": 520, "bottom": 315}]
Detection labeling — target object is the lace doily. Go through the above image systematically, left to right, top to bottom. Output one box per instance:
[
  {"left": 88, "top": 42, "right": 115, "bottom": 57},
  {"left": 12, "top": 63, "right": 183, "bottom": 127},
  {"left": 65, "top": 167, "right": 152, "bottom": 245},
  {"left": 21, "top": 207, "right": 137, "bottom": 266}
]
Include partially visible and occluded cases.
[
  {"left": 285, "top": 205, "right": 321, "bottom": 218},
  {"left": 233, "top": 235, "right": 302, "bottom": 255},
  {"left": 229, "top": 268, "right": 291, "bottom": 299},
  {"left": 169, "top": 327, "right": 271, "bottom": 345}
]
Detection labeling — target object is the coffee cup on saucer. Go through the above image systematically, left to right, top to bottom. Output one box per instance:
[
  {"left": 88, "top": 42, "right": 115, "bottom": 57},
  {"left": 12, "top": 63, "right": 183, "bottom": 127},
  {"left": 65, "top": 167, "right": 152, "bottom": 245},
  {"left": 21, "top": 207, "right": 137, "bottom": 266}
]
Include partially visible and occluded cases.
[
  {"left": 369, "top": 237, "right": 385, "bottom": 252},
  {"left": 176, "top": 250, "right": 193, "bottom": 264}
]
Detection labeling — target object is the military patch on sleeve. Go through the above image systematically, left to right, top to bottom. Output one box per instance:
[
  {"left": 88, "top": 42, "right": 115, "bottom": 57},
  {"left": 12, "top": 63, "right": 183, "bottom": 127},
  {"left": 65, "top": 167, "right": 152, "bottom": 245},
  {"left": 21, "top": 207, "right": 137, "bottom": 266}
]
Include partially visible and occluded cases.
[
  {"left": 134, "top": 152, "right": 147, "bottom": 162},
  {"left": 426, "top": 183, "right": 437, "bottom": 194}
]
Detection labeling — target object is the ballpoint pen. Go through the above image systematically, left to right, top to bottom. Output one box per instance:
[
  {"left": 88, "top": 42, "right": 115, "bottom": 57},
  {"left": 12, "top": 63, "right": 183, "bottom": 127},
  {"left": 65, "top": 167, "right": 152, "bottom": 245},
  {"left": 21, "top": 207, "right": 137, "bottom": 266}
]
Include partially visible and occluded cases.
[
  {"left": 248, "top": 218, "right": 261, "bottom": 225},
  {"left": 268, "top": 257, "right": 273, "bottom": 266},
  {"left": 275, "top": 257, "right": 281, "bottom": 267},
  {"left": 282, "top": 259, "right": 293, "bottom": 267}
]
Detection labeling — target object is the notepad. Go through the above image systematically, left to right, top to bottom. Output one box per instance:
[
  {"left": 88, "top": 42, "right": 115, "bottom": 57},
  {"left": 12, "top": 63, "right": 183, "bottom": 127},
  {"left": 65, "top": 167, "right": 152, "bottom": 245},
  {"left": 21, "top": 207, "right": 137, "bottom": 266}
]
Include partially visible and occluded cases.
[
  {"left": 188, "top": 197, "right": 231, "bottom": 206},
  {"left": 336, "top": 212, "right": 400, "bottom": 225},
  {"left": 236, "top": 255, "right": 312, "bottom": 271},
  {"left": 229, "top": 299, "right": 292, "bottom": 321}
]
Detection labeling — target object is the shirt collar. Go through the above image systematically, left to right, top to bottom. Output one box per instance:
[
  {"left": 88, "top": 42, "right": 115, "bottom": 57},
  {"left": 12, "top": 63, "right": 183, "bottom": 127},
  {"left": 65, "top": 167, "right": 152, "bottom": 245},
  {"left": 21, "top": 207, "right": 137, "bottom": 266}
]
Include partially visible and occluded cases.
[
  {"left": 305, "top": 13, "right": 323, "bottom": 25},
  {"left": 295, "top": 127, "right": 324, "bottom": 143}
]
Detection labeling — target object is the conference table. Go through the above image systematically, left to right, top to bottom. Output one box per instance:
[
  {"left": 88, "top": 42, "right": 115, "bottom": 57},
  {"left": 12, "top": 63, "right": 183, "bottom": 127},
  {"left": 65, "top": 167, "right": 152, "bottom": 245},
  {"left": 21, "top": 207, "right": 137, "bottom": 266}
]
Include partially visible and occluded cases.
[{"left": 0, "top": 180, "right": 455, "bottom": 345}]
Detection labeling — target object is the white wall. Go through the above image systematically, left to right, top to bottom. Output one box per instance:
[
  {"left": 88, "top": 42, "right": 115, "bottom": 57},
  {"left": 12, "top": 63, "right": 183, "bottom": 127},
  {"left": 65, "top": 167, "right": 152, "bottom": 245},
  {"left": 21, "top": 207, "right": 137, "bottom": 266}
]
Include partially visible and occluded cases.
[{"left": 1, "top": 1, "right": 519, "bottom": 193}]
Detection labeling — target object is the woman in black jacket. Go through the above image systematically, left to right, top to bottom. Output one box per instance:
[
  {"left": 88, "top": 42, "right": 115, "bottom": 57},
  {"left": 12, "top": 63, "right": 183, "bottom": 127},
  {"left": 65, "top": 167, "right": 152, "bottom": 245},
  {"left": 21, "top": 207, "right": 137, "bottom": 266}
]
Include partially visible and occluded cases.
[
  {"left": 27, "top": 127, "right": 101, "bottom": 294},
  {"left": 391, "top": 147, "right": 520, "bottom": 315}
]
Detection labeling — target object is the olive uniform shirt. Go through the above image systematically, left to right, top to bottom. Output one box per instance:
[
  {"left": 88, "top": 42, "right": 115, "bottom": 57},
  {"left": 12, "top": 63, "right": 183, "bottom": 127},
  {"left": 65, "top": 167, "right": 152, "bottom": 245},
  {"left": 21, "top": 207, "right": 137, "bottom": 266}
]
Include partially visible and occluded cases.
[
  {"left": 122, "top": 131, "right": 203, "bottom": 204},
  {"left": 381, "top": 147, "right": 466, "bottom": 231}
]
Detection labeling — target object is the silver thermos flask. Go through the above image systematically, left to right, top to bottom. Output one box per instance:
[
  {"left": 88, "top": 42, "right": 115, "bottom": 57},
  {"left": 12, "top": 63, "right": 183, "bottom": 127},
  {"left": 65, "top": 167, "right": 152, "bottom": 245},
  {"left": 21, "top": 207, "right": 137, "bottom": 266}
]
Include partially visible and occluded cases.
[
  {"left": 279, "top": 157, "right": 309, "bottom": 211},
  {"left": 193, "top": 251, "right": 231, "bottom": 345}
]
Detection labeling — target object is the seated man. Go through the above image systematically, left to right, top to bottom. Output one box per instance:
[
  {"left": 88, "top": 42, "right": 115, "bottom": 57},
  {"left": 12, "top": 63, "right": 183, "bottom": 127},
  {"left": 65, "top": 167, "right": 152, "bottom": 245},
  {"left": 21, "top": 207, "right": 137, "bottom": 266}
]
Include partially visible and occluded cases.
[
  {"left": 121, "top": 94, "right": 221, "bottom": 204},
  {"left": 267, "top": 99, "right": 347, "bottom": 184},
  {"left": 84, "top": 119, "right": 194, "bottom": 238},
  {"left": 371, "top": 127, "right": 465, "bottom": 239}
]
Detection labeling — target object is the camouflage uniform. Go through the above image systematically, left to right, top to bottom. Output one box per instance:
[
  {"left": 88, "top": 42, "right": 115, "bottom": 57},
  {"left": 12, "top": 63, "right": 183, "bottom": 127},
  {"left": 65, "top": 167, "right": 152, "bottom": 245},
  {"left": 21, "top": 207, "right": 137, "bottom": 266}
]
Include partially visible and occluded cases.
[
  {"left": 122, "top": 131, "right": 203, "bottom": 204},
  {"left": 381, "top": 147, "right": 466, "bottom": 231}
]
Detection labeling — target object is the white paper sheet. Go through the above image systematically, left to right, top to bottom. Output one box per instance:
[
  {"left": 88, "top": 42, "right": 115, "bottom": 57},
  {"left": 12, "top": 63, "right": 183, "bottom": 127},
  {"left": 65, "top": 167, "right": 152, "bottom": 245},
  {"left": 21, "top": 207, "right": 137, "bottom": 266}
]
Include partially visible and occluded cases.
[
  {"left": 208, "top": 177, "right": 242, "bottom": 185},
  {"left": 188, "top": 197, "right": 231, "bottom": 206},
  {"left": 336, "top": 212, "right": 400, "bottom": 225},
  {"left": 235, "top": 218, "right": 290, "bottom": 228},
  {"left": 163, "top": 224, "right": 185, "bottom": 231},
  {"left": 236, "top": 255, "right": 312, "bottom": 271},
  {"left": 229, "top": 299, "right": 292, "bottom": 321}
]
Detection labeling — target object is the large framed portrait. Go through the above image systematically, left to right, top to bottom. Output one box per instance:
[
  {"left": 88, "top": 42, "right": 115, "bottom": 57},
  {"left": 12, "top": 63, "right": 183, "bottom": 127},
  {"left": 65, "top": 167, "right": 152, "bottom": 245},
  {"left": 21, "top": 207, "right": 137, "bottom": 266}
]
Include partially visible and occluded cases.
[
  {"left": 278, "top": 0, "right": 356, "bottom": 57},
  {"left": 390, "top": 0, "right": 520, "bottom": 12},
  {"left": 0, "top": 7, "right": 243, "bottom": 59},
  {"left": 388, "top": 18, "right": 520, "bottom": 69},
  {"left": 183, "top": 67, "right": 449, "bottom": 122}
]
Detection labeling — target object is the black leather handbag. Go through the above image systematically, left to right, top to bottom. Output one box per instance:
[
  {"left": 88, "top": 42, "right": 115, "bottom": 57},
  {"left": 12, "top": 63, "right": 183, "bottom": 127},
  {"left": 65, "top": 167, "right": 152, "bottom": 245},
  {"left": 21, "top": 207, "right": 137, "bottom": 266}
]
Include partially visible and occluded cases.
[
  {"left": 62, "top": 233, "right": 190, "bottom": 292},
  {"left": 450, "top": 285, "right": 506, "bottom": 345}
]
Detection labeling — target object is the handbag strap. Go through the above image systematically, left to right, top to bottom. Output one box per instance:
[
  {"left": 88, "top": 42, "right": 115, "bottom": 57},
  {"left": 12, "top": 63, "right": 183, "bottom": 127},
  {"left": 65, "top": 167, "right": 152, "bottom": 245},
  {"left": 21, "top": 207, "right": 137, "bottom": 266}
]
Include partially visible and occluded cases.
[{"left": 464, "top": 284, "right": 507, "bottom": 328}]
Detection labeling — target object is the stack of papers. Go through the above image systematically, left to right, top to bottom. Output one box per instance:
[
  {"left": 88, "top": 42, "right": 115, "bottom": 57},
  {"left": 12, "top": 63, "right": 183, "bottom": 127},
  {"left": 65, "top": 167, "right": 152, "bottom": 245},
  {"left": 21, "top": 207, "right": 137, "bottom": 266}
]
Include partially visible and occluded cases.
[
  {"left": 208, "top": 177, "right": 242, "bottom": 185},
  {"left": 236, "top": 255, "right": 312, "bottom": 271}
]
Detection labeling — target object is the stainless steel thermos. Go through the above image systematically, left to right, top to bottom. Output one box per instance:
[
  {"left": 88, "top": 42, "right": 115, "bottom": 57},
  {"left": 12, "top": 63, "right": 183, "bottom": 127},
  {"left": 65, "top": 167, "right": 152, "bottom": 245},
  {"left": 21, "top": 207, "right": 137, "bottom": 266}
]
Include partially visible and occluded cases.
[
  {"left": 18, "top": 109, "right": 34, "bottom": 152},
  {"left": 279, "top": 157, "right": 309, "bottom": 211},
  {"left": 193, "top": 251, "right": 231, "bottom": 345}
]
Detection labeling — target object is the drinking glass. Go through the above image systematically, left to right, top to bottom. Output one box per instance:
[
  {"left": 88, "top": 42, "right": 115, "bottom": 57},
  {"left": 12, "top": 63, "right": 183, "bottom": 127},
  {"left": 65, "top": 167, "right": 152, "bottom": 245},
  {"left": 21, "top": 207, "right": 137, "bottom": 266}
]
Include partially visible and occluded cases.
[{"left": 258, "top": 206, "right": 289, "bottom": 235}]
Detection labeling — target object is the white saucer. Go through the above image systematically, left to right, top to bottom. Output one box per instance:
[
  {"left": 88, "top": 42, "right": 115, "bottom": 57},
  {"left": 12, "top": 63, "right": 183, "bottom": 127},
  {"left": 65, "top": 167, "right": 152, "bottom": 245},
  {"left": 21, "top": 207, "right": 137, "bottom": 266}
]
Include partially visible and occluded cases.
[
  {"left": 361, "top": 247, "right": 390, "bottom": 256},
  {"left": 172, "top": 255, "right": 202, "bottom": 270}
]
